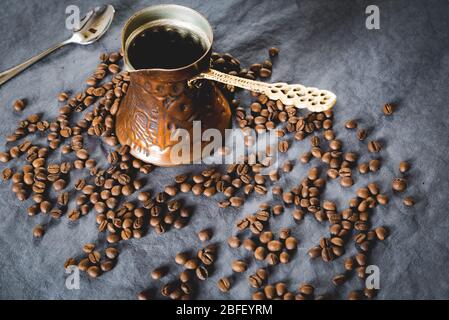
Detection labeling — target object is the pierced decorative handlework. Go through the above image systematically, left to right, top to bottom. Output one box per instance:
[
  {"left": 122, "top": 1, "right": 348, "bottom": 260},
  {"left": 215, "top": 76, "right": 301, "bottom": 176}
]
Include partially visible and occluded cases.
[{"left": 189, "top": 69, "right": 337, "bottom": 112}]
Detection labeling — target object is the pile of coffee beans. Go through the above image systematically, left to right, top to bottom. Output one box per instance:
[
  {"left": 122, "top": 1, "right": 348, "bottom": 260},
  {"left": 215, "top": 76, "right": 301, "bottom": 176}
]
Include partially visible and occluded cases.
[{"left": 0, "top": 46, "right": 417, "bottom": 300}]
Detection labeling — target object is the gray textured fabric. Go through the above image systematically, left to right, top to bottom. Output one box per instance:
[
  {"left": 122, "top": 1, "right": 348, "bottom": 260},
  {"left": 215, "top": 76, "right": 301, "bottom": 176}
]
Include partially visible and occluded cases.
[{"left": 0, "top": 0, "right": 448, "bottom": 300}]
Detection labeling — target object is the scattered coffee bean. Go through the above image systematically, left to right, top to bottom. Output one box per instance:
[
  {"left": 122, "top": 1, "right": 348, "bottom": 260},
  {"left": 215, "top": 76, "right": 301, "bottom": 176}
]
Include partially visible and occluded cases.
[
  {"left": 268, "top": 47, "right": 279, "bottom": 57},
  {"left": 58, "top": 92, "right": 69, "bottom": 102},
  {"left": 13, "top": 99, "right": 26, "bottom": 112},
  {"left": 383, "top": 103, "right": 394, "bottom": 115},
  {"left": 345, "top": 119, "right": 357, "bottom": 129},
  {"left": 356, "top": 129, "right": 367, "bottom": 141},
  {"left": 278, "top": 140, "right": 289, "bottom": 153},
  {"left": 368, "top": 140, "right": 382, "bottom": 153},
  {"left": 399, "top": 161, "right": 410, "bottom": 173},
  {"left": 340, "top": 177, "right": 354, "bottom": 187},
  {"left": 392, "top": 177, "right": 407, "bottom": 192},
  {"left": 403, "top": 196, "right": 415, "bottom": 207},
  {"left": 33, "top": 225, "right": 45, "bottom": 238},
  {"left": 375, "top": 226, "right": 388, "bottom": 240},
  {"left": 198, "top": 229, "right": 212, "bottom": 242},
  {"left": 227, "top": 236, "right": 240, "bottom": 248},
  {"left": 82, "top": 243, "right": 95, "bottom": 253},
  {"left": 105, "top": 247, "right": 119, "bottom": 259},
  {"left": 231, "top": 260, "right": 247, "bottom": 273},
  {"left": 87, "top": 265, "right": 101, "bottom": 278},
  {"left": 196, "top": 265, "right": 209, "bottom": 280},
  {"left": 151, "top": 267, "right": 166, "bottom": 280},
  {"left": 332, "top": 274, "right": 347, "bottom": 286},
  {"left": 217, "top": 277, "right": 231, "bottom": 293},
  {"left": 348, "top": 290, "right": 362, "bottom": 300}
]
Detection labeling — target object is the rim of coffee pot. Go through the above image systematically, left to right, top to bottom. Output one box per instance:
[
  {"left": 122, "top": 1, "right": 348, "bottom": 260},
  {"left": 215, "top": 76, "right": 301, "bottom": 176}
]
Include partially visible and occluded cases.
[{"left": 122, "top": 4, "right": 213, "bottom": 81}]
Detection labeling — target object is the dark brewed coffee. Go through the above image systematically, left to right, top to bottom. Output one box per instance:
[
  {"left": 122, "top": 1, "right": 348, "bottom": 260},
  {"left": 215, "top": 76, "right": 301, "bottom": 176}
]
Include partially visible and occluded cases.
[{"left": 128, "top": 26, "right": 207, "bottom": 70}]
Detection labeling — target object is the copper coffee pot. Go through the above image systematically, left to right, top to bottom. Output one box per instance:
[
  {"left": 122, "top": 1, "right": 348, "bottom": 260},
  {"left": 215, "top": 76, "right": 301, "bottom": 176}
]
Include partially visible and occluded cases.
[{"left": 116, "top": 5, "right": 337, "bottom": 166}]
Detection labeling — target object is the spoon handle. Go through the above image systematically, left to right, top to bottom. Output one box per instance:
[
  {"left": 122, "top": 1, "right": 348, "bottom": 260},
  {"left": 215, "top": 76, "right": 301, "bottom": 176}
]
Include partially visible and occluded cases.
[
  {"left": 0, "top": 40, "right": 69, "bottom": 86},
  {"left": 189, "top": 68, "right": 337, "bottom": 112}
]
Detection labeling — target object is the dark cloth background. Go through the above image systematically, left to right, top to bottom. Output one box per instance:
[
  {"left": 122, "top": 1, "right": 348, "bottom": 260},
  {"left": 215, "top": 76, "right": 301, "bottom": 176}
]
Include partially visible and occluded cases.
[{"left": 0, "top": 0, "right": 448, "bottom": 299}]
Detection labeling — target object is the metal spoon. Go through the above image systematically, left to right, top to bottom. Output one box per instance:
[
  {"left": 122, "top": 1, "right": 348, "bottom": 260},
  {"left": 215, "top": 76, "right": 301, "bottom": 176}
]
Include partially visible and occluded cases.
[{"left": 0, "top": 4, "right": 115, "bottom": 86}]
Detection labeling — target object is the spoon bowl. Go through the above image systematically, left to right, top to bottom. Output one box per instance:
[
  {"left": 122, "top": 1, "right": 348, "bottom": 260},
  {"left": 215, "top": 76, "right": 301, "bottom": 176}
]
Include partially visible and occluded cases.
[{"left": 69, "top": 5, "right": 115, "bottom": 45}]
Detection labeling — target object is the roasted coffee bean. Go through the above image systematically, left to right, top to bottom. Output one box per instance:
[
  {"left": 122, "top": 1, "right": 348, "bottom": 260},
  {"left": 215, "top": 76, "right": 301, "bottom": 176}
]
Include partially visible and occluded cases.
[
  {"left": 268, "top": 47, "right": 279, "bottom": 57},
  {"left": 259, "top": 68, "right": 272, "bottom": 78},
  {"left": 58, "top": 92, "right": 69, "bottom": 101},
  {"left": 13, "top": 99, "right": 26, "bottom": 112},
  {"left": 383, "top": 103, "right": 394, "bottom": 115},
  {"left": 345, "top": 119, "right": 357, "bottom": 129},
  {"left": 356, "top": 128, "right": 367, "bottom": 141},
  {"left": 278, "top": 140, "right": 289, "bottom": 153},
  {"left": 368, "top": 140, "right": 382, "bottom": 153},
  {"left": 76, "top": 149, "right": 89, "bottom": 160},
  {"left": 0, "top": 152, "right": 11, "bottom": 163},
  {"left": 32, "top": 157, "right": 45, "bottom": 168},
  {"left": 368, "top": 159, "right": 380, "bottom": 172},
  {"left": 399, "top": 161, "right": 410, "bottom": 173},
  {"left": 2, "top": 168, "right": 13, "bottom": 180},
  {"left": 340, "top": 177, "right": 354, "bottom": 187},
  {"left": 392, "top": 177, "right": 407, "bottom": 192},
  {"left": 53, "top": 179, "right": 67, "bottom": 191},
  {"left": 356, "top": 188, "right": 370, "bottom": 199},
  {"left": 282, "top": 192, "right": 293, "bottom": 204},
  {"left": 230, "top": 196, "right": 243, "bottom": 207},
  {"left": 403, "top": 196, "right": 415, "bottom": 207},
  {"left": 40, "top": 201, "right": 52, "bottom": 214},
  {"left": 27, "top": 204, "right": 39, "bottom": 216},
  {"left": 270, "top": 204, "right": 282, "bottom": 216},
  {"left": 250, "top": 220, "right": 264, "bottom": 234},
  {"left": 33, "top": 225, "right": 45, "bottom": 238},
  {"left": 375, "top": 226, "right": 388, "bottom": 240},
  {"left": 198, "top": 229, "right": 211, "bottom": 241},
  {"left": 259, "top": 231, "right": 273, "bottom": 244},
  {"left": 106, "top": 234, "right": 120, "bottom": 243},
  {"left": 227, "top": 236, "right": 240, "bottom": 248},
  {"left": 285, "top": 237, "right": 297, "bottom": 250},
  {"left": 267, "top": 240, "right": 283, "bottom": 252},
  {"left": 82, "top": 243, "right": 95, "bottom": 253},
  {"left": 254, "top": 246, "right": 267, "bottom": 260},
  {"left": 308, "top": 246, "right": 322, "bottom": 258},
  {"left": 105, "top": 247, "right": 119, "bottom": 259},
  {"left": 321, "top": 247, "right": 334, "bottom": 262},
  {"left": 197, "top": 250, "right": 214, "bottom": 266},
  {"left": 88, "top": 251, "right": 101, "bottom": 264},
  {"left": 266, "top": 252, "right": 279, "bottom": 265},
  {"left": 279, "top": 252, "right": 290, "bottom": 264},
  {"left": 344, "top": 257, "right": 355, "bottom": 270},
  {"left": 64, "top": 258, "right": 76, "bottom": 269},
  {"left": 77, "top": 258, "right": 90, "bottom": 272},
  {"left": 185, "top": 258, "right": 199, "bottom": 270},
  {"left": 100, "top": 260, "right": 115, "bottom": 272},
  {"left": 232, "top": 260, "right": 247, "bottom": 273},
  {"left": 87, "top": 266, "right": 101, "bottom": 278},
  {"left": 195, "top": 266, "right": 209, "bottom": 280},
  {"left": 151, "top": 267, "right": 166, "bottom": 280},
  {"left": 179, "top": 270, "right": 191, "bottom": 283},
  {"left": 249, "top": 273, "right": 264, "bottom": 289},
  {"left": 332, "top": 274, "right": 347, "bottom": 286},
  {"left": 217, "top": 277, "right": 231, "bottom": 293},
  {"left": 299, "top": 283, "right": 314, "bottom": 296},
  {"left": 363, "top": 288, "right": 377, "bottom": 300},
  {"left": 348, "top": 291, "right": 362, "bottom": 300}
]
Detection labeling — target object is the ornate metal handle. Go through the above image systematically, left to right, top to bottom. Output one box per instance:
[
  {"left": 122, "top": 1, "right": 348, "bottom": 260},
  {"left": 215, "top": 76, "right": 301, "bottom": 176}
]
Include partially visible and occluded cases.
[{"left": 189, "top": 69, "right": 337, "bottom": 112}]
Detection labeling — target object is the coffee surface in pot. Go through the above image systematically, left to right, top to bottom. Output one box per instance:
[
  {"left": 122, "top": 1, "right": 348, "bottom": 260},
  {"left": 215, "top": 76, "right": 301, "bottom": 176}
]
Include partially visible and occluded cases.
[{"left": 128, "top": 26, "right": 207, "bottom": 70}]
